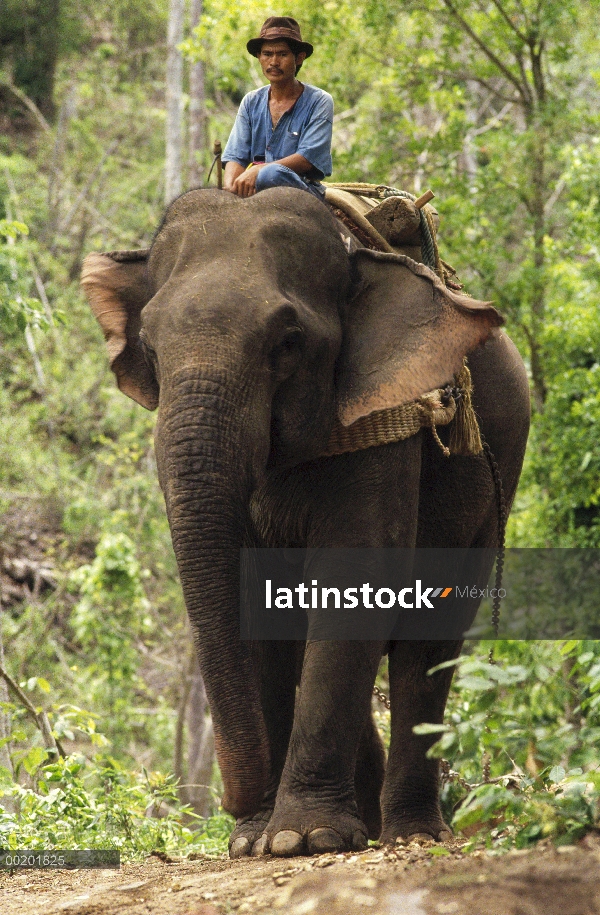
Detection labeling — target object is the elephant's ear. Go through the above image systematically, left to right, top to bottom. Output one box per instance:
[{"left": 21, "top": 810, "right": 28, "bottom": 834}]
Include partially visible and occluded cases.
[
  {"left": 81, "top": 249, "right": 159, "bottom": 410},
  {"left": 336, "top": 250, "right": 504, "bottom": 426}
]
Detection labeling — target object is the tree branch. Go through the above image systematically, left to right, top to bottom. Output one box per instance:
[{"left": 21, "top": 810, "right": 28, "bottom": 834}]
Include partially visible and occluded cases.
[
  {"left": 439, "top": 0, "right": 529, "bottom": 101},
  {"left": 489, "top": 0, "right": 529, "bottom": 44},
  {"left": 515, "top": 49, "right": 534, "bottom": 110},
  {"left": 439, "top": 71, "right": 522, "bottom": 106},
  {"left": 0, "top": 81, "right": 51, "bottom": 132},
  {"left": 468, "top": 101, "right": 514, "bottom": 138},
  {"left": 51, "top": 139, "right": 119, "bottom": 251},
  {"left": 544, "top": 177, "right": 566, "bottom": 217},
  {"left": 0, "top": 663, "right": 65, "bottom": 757}
]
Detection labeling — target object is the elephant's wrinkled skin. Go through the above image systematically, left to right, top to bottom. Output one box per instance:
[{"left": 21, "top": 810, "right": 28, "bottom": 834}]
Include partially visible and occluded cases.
[{"left": 81, "top": 188, "right": 529, "bottom": 858}]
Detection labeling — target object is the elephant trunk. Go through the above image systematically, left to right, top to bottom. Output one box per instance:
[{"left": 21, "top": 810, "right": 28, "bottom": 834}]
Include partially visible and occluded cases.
[{"left": 156, "top": 372, "right": 270, "bottom": 818}]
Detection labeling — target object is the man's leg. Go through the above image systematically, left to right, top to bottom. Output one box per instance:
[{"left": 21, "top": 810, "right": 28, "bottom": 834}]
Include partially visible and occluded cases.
[{"left": 255, "top": 163, "right": 324, "bottom": 199}]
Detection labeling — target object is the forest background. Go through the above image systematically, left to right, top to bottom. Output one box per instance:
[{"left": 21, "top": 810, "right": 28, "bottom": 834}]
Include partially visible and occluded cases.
[{"left": 1, "top": 0, "right": 600, "bottom": 857}]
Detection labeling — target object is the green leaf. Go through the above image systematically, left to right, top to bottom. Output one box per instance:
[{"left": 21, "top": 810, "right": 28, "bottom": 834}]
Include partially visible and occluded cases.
[
  {"left": 427, "top": 657, "right": 463, "bottom": 675},
  {"left": 456, "top": 675, "right": 496, "bottom": 692},
  {"left": 412, "top": 723, "right": 452, "bottom": 735},
  {"left": 22, "top": 747, "right": 49, "bottom": 775},
  {"left": 0, "top": 765, "right": 15, "bottom": 785},
  {"left": 548, "top": 766, "right": 566, "bottom": 784}
]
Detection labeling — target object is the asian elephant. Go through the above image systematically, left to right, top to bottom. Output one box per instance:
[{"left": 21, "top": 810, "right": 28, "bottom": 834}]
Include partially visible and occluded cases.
[{"left": 81, "top": 187, "right": 530, "bottom": 858}]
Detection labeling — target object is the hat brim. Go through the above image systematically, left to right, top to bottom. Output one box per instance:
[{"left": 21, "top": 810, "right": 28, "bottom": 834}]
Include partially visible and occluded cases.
[{"left": 247, "top": 37, "right": 313, "bottom": 58}]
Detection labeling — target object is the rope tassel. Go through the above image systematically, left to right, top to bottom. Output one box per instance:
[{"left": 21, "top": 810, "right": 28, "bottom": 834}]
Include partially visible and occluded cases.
[{"left": 449, "top": 361, "right": 483, "bottom": 456}]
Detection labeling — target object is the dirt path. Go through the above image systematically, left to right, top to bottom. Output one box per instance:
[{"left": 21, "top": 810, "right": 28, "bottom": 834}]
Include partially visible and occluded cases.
[{"left": 2, "top": 837, "right": 600, "bottom": 915}]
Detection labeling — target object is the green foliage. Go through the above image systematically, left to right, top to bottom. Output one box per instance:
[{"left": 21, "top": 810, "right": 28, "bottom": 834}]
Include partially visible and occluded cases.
[
  {"left": 0, "top": 219, "right": 49, "bottom": 333},
  {"left": 68, "top": 533, "right": 152, "bottom": 742},
  {"left": 416, "top": 641, "right": 600, "bottom": 848},
  {"left": 0, "top": 752, "right": 233, "bottom": 858},
  {"left": 453, "top": 770, "right": 600, "bottom": 849}
]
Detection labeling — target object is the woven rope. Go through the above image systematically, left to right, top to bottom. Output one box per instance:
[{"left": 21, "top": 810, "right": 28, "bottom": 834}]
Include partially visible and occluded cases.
[
  {"left": 322, "top": 363, "right": 483, "bottom": 459},
  {"left": 323, "top": 391, "right": 457, "bottom": 458}
]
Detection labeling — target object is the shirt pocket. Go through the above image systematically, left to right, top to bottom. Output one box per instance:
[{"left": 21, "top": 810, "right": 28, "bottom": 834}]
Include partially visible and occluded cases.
[{"left": 278, "top": 128, "right": 301, "bottom": 159}]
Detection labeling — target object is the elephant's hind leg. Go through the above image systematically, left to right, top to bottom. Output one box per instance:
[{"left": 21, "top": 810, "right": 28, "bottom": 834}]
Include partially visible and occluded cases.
[
  {"left": 380, "top": 639, "right": 458, "bottom": 844},
  {"left": 355, "top": 711, "right": 385, "bottom": 840}
]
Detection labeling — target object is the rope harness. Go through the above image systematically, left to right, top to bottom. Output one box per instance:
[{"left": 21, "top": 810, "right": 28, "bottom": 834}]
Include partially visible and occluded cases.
[{"left": 323, "top": 361, "right": 483, "bottom": 459}]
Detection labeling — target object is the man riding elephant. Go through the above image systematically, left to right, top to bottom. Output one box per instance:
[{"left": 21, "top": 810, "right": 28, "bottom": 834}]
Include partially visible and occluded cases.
[{"left": 222, "top": 16, "right": 333, "bottom": 200}]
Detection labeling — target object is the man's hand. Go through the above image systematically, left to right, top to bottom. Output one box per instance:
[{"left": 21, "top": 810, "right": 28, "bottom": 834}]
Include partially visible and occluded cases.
[
  {"left": 223, "top": 154, "right": 313, "bottom": 197},
  {"left": 231, "top": 164, "right": 265, "bottom": 198}
]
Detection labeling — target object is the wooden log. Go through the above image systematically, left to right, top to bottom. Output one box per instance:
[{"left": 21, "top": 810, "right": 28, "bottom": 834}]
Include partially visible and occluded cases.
[
  {"left": 364, "top": 194, "right": 440, "bottom": 247},
  {"left": 364, "top": 196, "right": 421, "bottom": 246}
]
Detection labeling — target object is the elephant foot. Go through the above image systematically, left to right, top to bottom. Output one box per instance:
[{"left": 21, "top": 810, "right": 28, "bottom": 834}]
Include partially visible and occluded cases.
[
  {"left": 254, "top": 792, "right": 369, "bottom": 857},
  {"left": 228, "top": 808, "right": 273, "bottom": 858},
  {"left": 380, "top": 813, "right": 452, "bottom": 846}
]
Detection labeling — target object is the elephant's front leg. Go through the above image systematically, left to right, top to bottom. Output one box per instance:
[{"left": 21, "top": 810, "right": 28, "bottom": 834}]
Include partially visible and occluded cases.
[
  {"left": 254, "top": 438, "right": 422, "bottom": 856},
  {"left": 258, "top": 639, "right": 384, "bottom": 856},
  {"left": 380, "top": 639, "right": 460, "bottom": 844},
  {"left": 229, "top": 640, "right": 299, "bottom": 857}
]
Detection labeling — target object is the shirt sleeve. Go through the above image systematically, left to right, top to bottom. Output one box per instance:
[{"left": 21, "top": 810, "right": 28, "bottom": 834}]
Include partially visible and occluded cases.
[
  {"left": 296, "top": 92, "right": 334, "bottom": 178},
  {"left": 222, "top": 96, "right": 252, "bottom": 167}
]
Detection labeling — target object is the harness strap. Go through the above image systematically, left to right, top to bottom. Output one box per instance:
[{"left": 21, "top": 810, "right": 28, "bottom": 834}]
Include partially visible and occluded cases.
[{"left": 322, "top": 362, "right": 483, "bottom": 458}]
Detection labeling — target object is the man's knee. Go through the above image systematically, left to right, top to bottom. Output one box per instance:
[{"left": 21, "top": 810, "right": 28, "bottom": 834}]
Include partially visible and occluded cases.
[{"left": 256, "top": 163, "right": 307, "bottom": 192}]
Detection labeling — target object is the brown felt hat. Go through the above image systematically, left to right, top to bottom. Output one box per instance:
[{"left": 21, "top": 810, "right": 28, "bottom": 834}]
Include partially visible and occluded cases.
[{"left": 247, "top": 17, "right": 314, "bottom": 58}]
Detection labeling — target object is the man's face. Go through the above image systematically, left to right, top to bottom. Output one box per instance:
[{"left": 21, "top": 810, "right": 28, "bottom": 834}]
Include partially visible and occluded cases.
[{"left": 258, "top": 40, "right": 305, "bottom": 83}]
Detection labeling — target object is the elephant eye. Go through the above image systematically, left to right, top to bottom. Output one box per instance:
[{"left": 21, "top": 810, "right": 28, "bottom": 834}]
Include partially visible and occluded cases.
[
  {"left": 270, "top": 328, "right": 304, "bottom": 378},
  {"left": 140, "top": 336, "right": 158, "bottom": 373}
]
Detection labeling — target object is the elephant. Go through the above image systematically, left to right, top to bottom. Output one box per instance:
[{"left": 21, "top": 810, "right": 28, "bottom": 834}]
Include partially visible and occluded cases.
[{"left": 81, "top": 187, "right": 530, "bottom": 858}]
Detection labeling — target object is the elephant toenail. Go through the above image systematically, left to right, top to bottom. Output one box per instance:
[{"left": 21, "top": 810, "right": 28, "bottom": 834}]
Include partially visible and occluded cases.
[
  {"left": 307, "top": 827, "right": 345, "bottom": 854},
  {"left": 438, "top": 829, "right": 453, "bottom": 843},
  {"left": 271, "top": 830, "right": 305, "bottom": 857},
  {"left": 352, "top": 830, "right": 368, "bottom": 850},
  {"left": 408, "top": 833, "right": 436, "bottom": 845},
  {"left": 251, "top": 834, "right": 269, "bottom": 856},
  {"left": 230, "top": 837, "right": 250, "bottom": 858}
]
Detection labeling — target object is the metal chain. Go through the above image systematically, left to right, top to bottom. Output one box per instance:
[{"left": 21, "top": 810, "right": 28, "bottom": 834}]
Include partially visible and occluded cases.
[
  {"left": 482, "top": 441, "right": 508, "bottom": 662},
  {"left": 372, "top": 684, "right": 391, "bottom": 710}
]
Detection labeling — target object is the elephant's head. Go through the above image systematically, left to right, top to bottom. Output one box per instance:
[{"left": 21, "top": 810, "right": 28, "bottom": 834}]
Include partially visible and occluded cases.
[{"left": 81, "top": 188, "right": 502, "bottom": 817}]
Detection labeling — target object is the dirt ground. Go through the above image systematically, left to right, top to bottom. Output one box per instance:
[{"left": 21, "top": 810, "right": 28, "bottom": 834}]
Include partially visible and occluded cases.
[{"left": 2, "top": 835, "right": 600, "bottom": 915}]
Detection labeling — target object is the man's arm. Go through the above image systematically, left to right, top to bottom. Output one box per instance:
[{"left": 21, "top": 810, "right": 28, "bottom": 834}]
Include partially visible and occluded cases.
[
  {"left": 295, "top": 93, "right": 334, "bottom": 179},
  {"left": 222, "top": 95, "right": 253, "bottom": 190},
  {"left": 229, "top": 153, "right": 312, "bottom": 198},
  {"left": 224, "top": 161, "right": 246, "bottom": 192}
]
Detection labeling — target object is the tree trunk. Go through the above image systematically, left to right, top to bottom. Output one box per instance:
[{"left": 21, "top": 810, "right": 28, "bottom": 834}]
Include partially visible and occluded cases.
[
  {"left": 2, "top": 0, "right": 60, "bottom": 121},
  {"left": 165, "top": 0, "right": 185, "bottom": 205},
  {"left": 188, "top": 0, "right": 206, "bottom": 189},
  {"left": 528, "top": 127, "right": 548, "bottom": 412},
  {"left": 0, "top": 548, "right": 17, "bottom": 815},
  {"left": 174, "top": 645, "right": 215, "bottom": 818}
]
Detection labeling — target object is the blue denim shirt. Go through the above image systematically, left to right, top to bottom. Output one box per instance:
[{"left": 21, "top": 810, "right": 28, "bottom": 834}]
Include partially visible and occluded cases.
[{"left": 222, "top": 84, "right": 333, "bottom": 180}]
